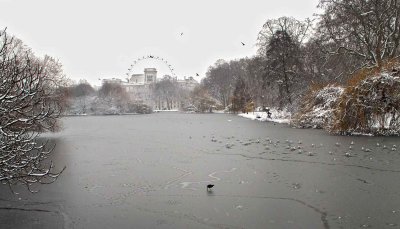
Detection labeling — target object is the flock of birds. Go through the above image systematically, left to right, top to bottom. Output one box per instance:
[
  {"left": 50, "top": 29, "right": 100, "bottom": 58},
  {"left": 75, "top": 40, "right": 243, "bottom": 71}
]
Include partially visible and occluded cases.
[
  {"left": 211, "top": 134, "right": 399, "bottom": 160},
  {"left": 206, "top": 137, "right": 398, "bottom": 191},
  {"left": 255, "top": 137, "right": 397, "bottom": 157}
]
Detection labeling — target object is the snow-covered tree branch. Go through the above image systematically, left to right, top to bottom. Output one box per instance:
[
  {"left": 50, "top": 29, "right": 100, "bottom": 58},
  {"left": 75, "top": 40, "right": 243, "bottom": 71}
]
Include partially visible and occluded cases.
[
  {"left": 318, "top": 0, "right": 400, "bottom": 67},
  {"left": 0, "top": 28, "right": 66, "bottom": 192}
]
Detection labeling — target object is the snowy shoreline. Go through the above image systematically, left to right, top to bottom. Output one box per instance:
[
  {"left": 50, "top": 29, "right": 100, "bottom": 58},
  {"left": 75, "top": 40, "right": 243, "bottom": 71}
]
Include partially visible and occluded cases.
[
  {"left": 238, "top": 109, "right": 291, "bottom": 124},
  {"left": 237, "top": 111, "right": 398, "bottom": 137}
]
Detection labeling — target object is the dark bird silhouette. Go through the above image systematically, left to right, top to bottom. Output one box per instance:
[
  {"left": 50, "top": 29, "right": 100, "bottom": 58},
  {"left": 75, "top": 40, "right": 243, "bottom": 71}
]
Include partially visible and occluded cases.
[
  {"left": 180, "top": 32, "right": 184, "bottom": 36},
  {"left": 241, "top": 42, "right": 245, "bottom": 46},
  {"left": 196, "top": 73, "right": 199, "bottom": 76},
  {"left": 207, "top": 184, "right": 214, "bottom": 191}
]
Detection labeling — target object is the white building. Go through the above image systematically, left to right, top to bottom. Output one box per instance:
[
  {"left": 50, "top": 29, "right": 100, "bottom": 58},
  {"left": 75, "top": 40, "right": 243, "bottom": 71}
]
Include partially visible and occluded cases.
[
  {"left": 101, "top": 68, "right": 199, "bottom": 110},
  {"left": 122, "top": 68, "right": 157, "bottom": 106},
  {"left": 128, "top": 68, "right": 157, "bottom": 85},
  {"left": 129, "top": 74, "right": 145, "bottom": 85},
  {"left": 177, "top": 76, "right": 199, "bottom": 91},
  {"left": 102, "top": 78, "right": 123, "bottom": 85}
]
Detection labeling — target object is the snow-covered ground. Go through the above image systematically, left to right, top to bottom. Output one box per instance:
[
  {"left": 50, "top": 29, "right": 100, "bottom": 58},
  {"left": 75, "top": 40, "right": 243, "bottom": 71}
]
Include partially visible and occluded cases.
[
  {"left": 236, "top": 76, "right": 398, "bottom": 137},
  {"left": 292, "top": 85, "right": 344, "bottom": 129},
  {"left": 238, "top": 108, "right": 291, "bottom": 124},
  {"left": 153, "top": 109, "right": 179, "bottom": 112}
]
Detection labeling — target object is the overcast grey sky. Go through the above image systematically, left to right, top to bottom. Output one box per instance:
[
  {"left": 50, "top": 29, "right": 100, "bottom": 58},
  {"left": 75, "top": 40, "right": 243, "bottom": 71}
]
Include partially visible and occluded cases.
[{"left": 1, "top": 0, "right": 319, "bottom": 86}]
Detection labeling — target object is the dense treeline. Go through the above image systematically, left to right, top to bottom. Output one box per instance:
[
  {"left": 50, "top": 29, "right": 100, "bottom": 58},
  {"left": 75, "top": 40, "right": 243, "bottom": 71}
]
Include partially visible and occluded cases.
[
  {"left": 195, "top": 0, "right": 400, "bottom": 135},
  {"left": 64, "top": 82, "right": 152, "bottom": 115}
]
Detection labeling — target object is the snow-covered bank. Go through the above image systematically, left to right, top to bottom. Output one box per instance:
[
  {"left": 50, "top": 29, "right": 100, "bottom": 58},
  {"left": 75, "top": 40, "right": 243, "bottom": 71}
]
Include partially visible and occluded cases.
[
  {"left": 240, "top": 64, "right": 400, "bottom": 136},
  {"left": 330, "top": 71, "right": 400, "bottom": 136},
  {"left": 292, "top": 85, "right": 344, "bottom": 129},
  {"left": 238, "top": 108, "right": 291, "bottom": 124},
  {"left": 153, "top": 109, "right": 179, "bottom": 112}
]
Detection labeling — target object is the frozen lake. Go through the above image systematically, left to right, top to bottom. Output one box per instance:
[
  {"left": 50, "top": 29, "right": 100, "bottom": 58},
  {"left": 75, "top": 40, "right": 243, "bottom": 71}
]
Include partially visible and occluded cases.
[{"left": 1, "top": 113, "right": 400, "bottom": 228}]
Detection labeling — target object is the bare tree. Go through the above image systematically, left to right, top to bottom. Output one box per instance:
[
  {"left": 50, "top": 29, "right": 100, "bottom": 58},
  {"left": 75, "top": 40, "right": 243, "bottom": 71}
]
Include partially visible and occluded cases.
[
  {"left": 318, "top": 0, "right": 400, "bottom": 68},
  {"left": 257, "top": 17, "right": 312, "bottom": 108},
  {"left": 257, "top": 17, "right": 311, "bottom": 56},
  {"left": 0, "top": 29, "right": 65, "bottom": 191},
  {"left": 302, "top": 37, "right": 364, "bottom": 84},
  {"left": 245, "top": 56, "right": 270, "bottom": 106},
  {"left": 202, "top": 57, "right": 273, "bottom": 109},
  {"left": 203, "top": 59, "right": 235, "bottom": 108},
  {"left": 152, "top": 76, "right": 180, "bottom": 110},
  {"left": 231, "top": 76, "right": 251, "bottom": 113},
  {"left": 70, "top": 82, "right": 95, "bottom": 98},
  {"left": 96, "top": 82, "right": 131, "bottom": 113},
  {"left": 98, "top": 82, "right": 126, "bottom": 99},
  {"left": 69, "top": 83, "right": 95, "bottom": 114},
  {"left": 189, "top": 86, "right": 219, "bottom": 112}
]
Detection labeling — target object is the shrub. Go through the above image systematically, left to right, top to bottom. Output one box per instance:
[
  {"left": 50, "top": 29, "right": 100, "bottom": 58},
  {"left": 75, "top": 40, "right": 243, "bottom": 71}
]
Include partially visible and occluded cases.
[
  {"left": 330, "top": 62, "right": 400, "bottom": 135},
  {"left": 292, "top": 84, "right": 343, "bottom": 128}
]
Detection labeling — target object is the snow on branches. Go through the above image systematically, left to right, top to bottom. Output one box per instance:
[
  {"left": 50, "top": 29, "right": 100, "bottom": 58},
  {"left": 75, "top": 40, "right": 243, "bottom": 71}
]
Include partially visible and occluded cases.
[
  {"left": 0, "top": 29, "right": 65, "bottom": 191},
  {"left": 293, "top": 60, "right": 400, "bottom": 136},
  {"left": 331, "top": 66, "right": 400, "bottom": 135},
  {"left": 292, "top": 84, "right": 344, "bottom": 129}
]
